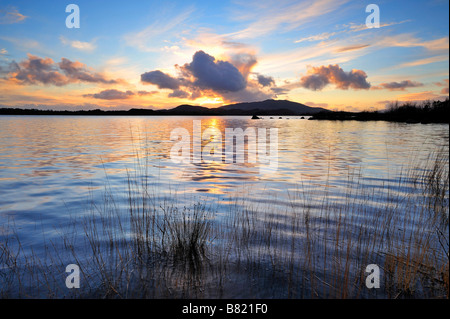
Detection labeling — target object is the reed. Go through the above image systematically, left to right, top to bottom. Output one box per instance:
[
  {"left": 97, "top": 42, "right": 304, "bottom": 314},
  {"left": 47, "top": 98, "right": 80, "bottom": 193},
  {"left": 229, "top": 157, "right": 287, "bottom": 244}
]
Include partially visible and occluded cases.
[{"left": 0, "top": 148, "right": 448, "bottom": 299}]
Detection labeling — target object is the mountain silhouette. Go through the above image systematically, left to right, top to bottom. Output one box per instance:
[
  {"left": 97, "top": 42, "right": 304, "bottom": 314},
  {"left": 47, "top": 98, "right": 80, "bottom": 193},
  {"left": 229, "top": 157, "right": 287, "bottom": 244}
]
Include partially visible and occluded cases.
[
  {"left": 0, "top": 99, "right": 329, "bottom": 116},
  {"left": 216, "top": 99, "right": 328, "bottom": 115}
]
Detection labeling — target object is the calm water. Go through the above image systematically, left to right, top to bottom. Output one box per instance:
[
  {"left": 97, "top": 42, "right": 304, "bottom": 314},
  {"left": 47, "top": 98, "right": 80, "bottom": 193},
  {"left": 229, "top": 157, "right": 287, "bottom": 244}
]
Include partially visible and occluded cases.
[
  {"left": 0, "top": 115, "right": 448, "bottom": 245},
  {"left": 0, "top": 115, "right": 449, "bottom": 298}
]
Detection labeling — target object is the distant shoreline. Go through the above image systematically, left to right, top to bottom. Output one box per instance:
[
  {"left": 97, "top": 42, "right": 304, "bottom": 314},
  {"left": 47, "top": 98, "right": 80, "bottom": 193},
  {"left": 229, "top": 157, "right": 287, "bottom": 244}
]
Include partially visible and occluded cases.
[
  {"left": 1, "top": 98, "right": 448, "bottom": 123},
  {"left": 309, "top": 98, "right": 449, "bottom": 124},
  {"left": 0, "top": 108, "right": 314, "bottom": 117}
]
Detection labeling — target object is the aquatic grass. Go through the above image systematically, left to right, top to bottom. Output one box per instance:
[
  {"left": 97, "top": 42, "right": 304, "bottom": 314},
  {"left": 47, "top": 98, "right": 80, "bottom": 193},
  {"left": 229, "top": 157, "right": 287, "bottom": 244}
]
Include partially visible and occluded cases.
[{"left": 0, "top": 148, "right": 448, "bottom": 299}]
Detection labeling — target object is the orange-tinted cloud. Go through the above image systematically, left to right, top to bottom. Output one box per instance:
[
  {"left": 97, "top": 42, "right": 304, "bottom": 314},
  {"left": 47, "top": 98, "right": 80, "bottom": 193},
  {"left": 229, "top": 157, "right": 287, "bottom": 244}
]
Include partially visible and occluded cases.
[
  {"left": 0, "top": 7, "right": 27, "bottom": 24},
  {"left": 5, "top": 54, "right": 122, "bottom": 86},
  {"left": 299, "top": 64, "right": 370, "bottom": 91},
  {"left": 371, "top": 80, "right": 424, "bottom": 91},
  {"left": 83, "top": 89, "right": 134, "bottom": 100},
  {"left": 397, "top": 91, "right": 444, "bottom": 101}
]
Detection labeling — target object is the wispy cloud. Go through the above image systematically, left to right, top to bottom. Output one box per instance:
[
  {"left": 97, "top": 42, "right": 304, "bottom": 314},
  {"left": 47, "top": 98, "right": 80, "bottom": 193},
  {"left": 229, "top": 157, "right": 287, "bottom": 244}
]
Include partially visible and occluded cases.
[
  {"left": 227, "top": 0, "right": 349, "bottom": 39},
  {"left": 0, "top": 7, "right": 27, "bottom": 24},
  {"left": 124, "top": 7, "right": 194, "bottom": 52},
  {"left": 294, "top": 20, "right": 410, "bottom": 44},
  {"left": 345, "top": 20, "right": 411, "bottom": 32},
  {"left": 294, "top": 32, "right": 337, "bottom": 44},
  {"left": 376, "top": 34, "right": 449, "bottom": 52},
  {"left": 0, "top": 36, "right": 42, "bottom": 52},
  {"left": 60, "top": 36, "right": 97, "bottom": 52},
  {"left": 335, "top": 44, "right": 370, "bottom": 53},
  {"left": 397, "top": 55, "right": 449, "bottom": 68},
  {"left": 371, "top": 80, "right": 424, "bottom": 91},
  {"left": 83, "top": 89, "right": 134, "bottom": 100},
  {"left": 396, "top": 90, "right": 446, "bottom": 101}
]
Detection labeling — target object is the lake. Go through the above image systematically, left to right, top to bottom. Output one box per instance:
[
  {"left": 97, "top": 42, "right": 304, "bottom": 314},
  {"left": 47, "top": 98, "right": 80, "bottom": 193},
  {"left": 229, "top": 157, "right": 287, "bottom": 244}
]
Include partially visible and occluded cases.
[{"left": 0, "top": 115, "right": 448, "bottom": 298}]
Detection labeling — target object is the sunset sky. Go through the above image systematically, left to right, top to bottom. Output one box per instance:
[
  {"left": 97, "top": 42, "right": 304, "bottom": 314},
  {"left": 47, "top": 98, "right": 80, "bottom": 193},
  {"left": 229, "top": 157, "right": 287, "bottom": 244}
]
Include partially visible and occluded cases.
[{"left": 0, "top": 0, "right": 448, "bottom": 111}]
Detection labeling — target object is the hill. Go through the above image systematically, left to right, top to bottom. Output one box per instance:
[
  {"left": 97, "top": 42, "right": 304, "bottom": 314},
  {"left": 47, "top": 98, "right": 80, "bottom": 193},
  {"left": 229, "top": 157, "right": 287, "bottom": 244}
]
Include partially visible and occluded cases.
[
  {"left": 0, "top": 99, "right": 329, "bottom": 116},
  {"left": 217, "top": 99, "right": 328, "bottom": 115}
]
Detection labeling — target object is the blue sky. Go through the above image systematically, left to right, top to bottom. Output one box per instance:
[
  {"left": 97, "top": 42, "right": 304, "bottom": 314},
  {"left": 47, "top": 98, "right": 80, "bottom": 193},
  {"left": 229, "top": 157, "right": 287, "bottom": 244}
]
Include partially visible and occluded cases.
[{"left": 0, "top": 0, "right": 448, "bottom": 110}]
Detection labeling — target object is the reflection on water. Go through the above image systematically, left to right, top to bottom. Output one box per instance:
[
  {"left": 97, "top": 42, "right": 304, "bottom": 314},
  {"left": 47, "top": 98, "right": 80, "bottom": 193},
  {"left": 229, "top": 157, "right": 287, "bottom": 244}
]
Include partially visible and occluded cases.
[{"left": 0, "top": 115, "right": 448, "bottom": 228}]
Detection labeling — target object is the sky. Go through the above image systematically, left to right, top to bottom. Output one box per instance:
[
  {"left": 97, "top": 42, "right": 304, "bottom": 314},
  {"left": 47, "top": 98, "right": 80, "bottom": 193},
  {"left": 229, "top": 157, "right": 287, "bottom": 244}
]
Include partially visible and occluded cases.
[{"left": 0, "top": 0, "right": 448, "bottom": 111}]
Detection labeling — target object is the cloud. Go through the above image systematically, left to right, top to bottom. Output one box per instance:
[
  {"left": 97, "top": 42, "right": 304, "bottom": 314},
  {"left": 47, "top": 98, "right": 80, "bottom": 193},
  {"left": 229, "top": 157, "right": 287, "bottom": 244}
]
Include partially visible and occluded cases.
[
  {"left": 228, "top": 0, "right": 348, "bottom": 39},
  {"left": 0, "top": 7, "right": 27, "bottom": 24},
  {"left": 124, "top": 8, "right": 194, "bottom": 52},
  {"left": 294, "top": 20, "right": 409, "bottom": 44},
  {"left": 346, "top": 20, "right": 410, "bottom": 32},
  {"left": 295, "top": 32, "right": 337, "bottom": 44},
  {"left": 377, "top": 34, "right": 449, "bottom": 52},
  {"left": 0, "top": 36, "right": 42, "bottom": 52},
  {"left": 60, "top": 36, "right": 97, "bottom": 52},
  {"left": 335, "top": 44, "right": 370, "bottom": 53},
  {"left": 0, "top": 48, "right": 7, "bottom": 55},
  {"left": 140, "top": 50, "right": 279, "bottom": 103},
  {"left": 181, "top": 50, "right": 247, "bottom": 92},
  {"left": 230, "top": 53, "right": 257, "bottom": 79},
  {"left": 5, "top": 54, "right": 121, "bottom": 86},
  {"left": 13, "top": 55, "right": 68, "bottom": 86},
  {"left": 398, "top": 55, "right": 448, "bottom": 68},
  {"left": 58, "top": 58, "right": 118, "bottom": 84},
  {"left": 299, "top": 64, "right": 370, "bottom": 91},
  {"left": 141, "top": 70, "right": 181, "bottom": 90},
  {"left": 257, "top": 74, "right": 275, "bottom": 87},
  {"left": 434, "top": 79, "right": 449, "bottom": 87},
  {"left": 435, "top": 79, "right": 449, "bottom": 95},
  {"left": 371, "top": 80, "right": 424, "bottom": 91},
  {"left": 221, "top": 85, "right": 274, "bottom": 102},
  {"left": 270, "top": 87, "right": 289, "bottom": 96},
  {"left": 83, "top": 89, "right": 134, "bottom": 100},
  {"left": 83, "top": 89, "right": 160, "bottom": 100},
  {"left": 168, "top": 89, "right": 190, "bottom": 98},
  {"left": 137, "top": 90, "right": 158, "bottom": 96},
  {"left": 396, "top": 91, "right": 447, "bottom": 102},
  {"left": 305, "top": 101, "right": 329, "bottom": 108}
]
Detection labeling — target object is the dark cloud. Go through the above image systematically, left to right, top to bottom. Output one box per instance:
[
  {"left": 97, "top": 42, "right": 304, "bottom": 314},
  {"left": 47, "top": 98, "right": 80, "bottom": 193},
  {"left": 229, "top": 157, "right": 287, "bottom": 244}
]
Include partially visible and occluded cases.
[
  {"left": 182, "top": 50, "right": 246, "bottom": 92},
  {"left": 140, "top": 51, "right": 278, "bottom": 103},
  {"left": 6, "top": 54, "right": 121, "bottom": 86},
  {"left": 13, "top": 55, "right": 68, "bottom": 86},
  {"left": 300, "top": 64, "right": 370, "bottom": 91},
  {"left": 140, "top": 70, "right": 180, "bottom": 89},
  {"left": 257, "top": 74, "right": 275, "bottom": 87},
  {"left": 299, "top": 74, "right": 330, "bottom": 91},
  {"left": 371, "top": 80, "right": 424, "bottom": 91},
  {"left": 270, "top": 87, "right": 289, "bottom": 96},
  {"left": 83, "top": 89, "right": 134, "bottom": 100},
  {"left": 168, "top": 89, "right": 190, "bottom": 98},
  {"left": 189, "top": 89, "right": 203, "bottom": 100},
  {"left": 137, "top": 90, "right": 158, "bottom": 96}
]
